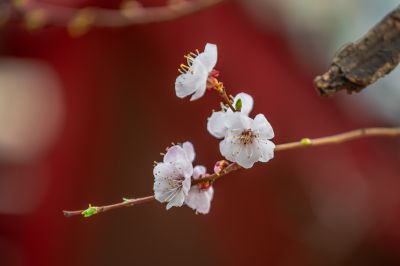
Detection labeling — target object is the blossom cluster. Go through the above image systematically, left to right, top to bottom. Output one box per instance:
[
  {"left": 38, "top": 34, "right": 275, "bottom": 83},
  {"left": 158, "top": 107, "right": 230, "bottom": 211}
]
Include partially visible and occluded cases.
[
  {"left": 153, "top": 43, "right": 275, "bottom": 214},
  {"left": 153, "top": 142, "right": 213, "bottom": 214}
]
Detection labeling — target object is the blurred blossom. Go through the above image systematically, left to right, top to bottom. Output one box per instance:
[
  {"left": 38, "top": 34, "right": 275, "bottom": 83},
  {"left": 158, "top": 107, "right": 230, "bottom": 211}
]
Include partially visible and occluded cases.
[
  {"left": 0, "top": 58, "right": 64, "bottom": 162},
  {"left": 0, "top": 58, "right": 64, "bottom": 215}
]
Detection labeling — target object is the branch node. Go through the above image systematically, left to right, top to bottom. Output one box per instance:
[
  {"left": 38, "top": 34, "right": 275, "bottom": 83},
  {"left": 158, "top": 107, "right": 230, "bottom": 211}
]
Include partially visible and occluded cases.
[{"left": 300, "top": 138, "right": 312, "bottom": 145}]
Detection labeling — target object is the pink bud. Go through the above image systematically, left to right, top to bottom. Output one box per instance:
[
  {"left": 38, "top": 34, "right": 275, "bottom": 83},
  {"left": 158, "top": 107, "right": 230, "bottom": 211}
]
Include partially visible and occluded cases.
[{"left": 214, "top": 160, "right": 229, "bottom": 176}]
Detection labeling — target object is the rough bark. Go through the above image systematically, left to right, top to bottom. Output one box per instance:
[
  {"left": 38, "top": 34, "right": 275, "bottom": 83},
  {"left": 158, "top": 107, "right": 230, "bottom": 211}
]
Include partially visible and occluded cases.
[{"left": 314, "top": 5, "right": 400, "bottom": 96}]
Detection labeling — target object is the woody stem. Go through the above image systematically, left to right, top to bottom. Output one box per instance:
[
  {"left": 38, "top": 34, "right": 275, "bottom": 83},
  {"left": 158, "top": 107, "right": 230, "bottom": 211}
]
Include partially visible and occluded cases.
[{"left": 63, "top": 126, "right": 400, "bottom": 218}]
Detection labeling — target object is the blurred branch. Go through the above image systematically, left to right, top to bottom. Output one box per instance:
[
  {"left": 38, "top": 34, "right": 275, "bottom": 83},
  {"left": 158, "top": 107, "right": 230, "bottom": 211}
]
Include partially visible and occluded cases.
[
  {"left": 5, "top": 0, "right": 225, "bottom": 35},
  {"left": 314, "top": 5, "right": 400, "bottom": 96},
  {"left": 63, "top": 127, "right": 400, "bottom": 218}
]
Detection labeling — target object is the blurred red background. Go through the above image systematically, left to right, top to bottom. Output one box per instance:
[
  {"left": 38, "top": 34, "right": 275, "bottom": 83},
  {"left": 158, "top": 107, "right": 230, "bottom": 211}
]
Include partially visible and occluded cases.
[{"left": 1, "top": 1, "right": 400, "bottom": 265}]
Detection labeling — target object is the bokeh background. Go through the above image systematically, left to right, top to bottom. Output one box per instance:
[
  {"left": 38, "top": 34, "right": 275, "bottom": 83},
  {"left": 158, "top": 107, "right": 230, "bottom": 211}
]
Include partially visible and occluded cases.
[{"left": 1, "top": 0, "right": 400, "bottom": 265}]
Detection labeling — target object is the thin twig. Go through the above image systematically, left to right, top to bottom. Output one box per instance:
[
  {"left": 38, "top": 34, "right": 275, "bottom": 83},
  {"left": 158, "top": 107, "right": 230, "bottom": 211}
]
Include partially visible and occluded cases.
[
  {"left": 63, "top": 127, "right": 400, "bottom": 218},
  {"left": 274, "top": 127, "right": 400, "bottom": 151},
  {"left": 63, "top": 196, "right": 155, "bottom": 217}
]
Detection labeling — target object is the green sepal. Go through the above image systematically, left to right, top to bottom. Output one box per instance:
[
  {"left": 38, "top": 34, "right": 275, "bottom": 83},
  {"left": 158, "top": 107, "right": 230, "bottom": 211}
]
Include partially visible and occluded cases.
[{"left": 235, "top": 98, "right": 242, "bottom": 111}]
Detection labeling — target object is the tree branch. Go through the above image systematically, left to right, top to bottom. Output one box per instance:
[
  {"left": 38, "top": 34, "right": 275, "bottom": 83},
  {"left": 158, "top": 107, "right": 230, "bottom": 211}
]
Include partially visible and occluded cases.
[
  {"left": 7, "top": 0, "right": 225, "bottom": 31},
  {"left": 314, "top": 5, "right": 400, "bottom": 96},
  {"left": 63, "top": 127, "right": 400, "bottom": 218},
  {"left": 63, "top": 196, "right": 155, "bottom": 217}
]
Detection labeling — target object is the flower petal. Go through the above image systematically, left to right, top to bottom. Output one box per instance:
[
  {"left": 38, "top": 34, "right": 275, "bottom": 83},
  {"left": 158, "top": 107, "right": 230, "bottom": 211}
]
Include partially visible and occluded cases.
[
  {"left": 196, "top": 43, "right": 217, "bottom": 72},
  {"left": 175, "top": 62, "right": 208, "bottom": 100},
  {"left": 175, "top": 72, "right": 201, "bottom": 98},
  {"left": 189, "top": 82, "right": 207, "bottom": 101},
  {"left": 207, "top": 111, "right": 227, "bottom": 139},
  {"left": 224, "top": 112, "right": 252, "bottom": 131},
  {"left": 252, "top": 114, "right": 274, "bottom": 139},
  {"left": 219, "top": 138, "right": 241, "bottom": 163},
  {"left": 257, "top": 139, "right": 275, "bottom": 163},
  {"left": 182, "top": 141, "right": 195, "bottom": 162},
  {"left": 153, "top": 142, "right": 195, "bottom": 209},
  {"left": 235, "top": 145, "right": 257, "bottom": 169},
  {"left": 164, "top": 146, "right": 187, "bottom": 164},
  {"left": 174, "top": 160, "right": 193, "bottom": 179},
  {"left": 153, "top": 162, "right": 173, "bottom": 182},
  {"left": 153, "top": 163, "right": 180, "bottom": 201},
  {"left": 193, "top": 165, "right": 207, "bottom": 180},
  {"left": 181, "top": 174, "right": 192, "bottom": 195},
  {"left": 185, "top": 186, "right": 214, "bottom": 214},
  {"left": 155, "top": 188, "right": 176, "bottom": 203},
  {"left": 166, "top": 191, "right": 186, "bottom": 209}
]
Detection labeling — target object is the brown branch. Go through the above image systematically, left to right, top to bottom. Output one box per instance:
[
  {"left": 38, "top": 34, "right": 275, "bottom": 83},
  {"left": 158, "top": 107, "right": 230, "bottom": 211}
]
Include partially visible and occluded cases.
[
  {"left": 7, "top": 0, "right": 225, "bottom": 30},
  {"left": 314, "top": 5, "right": 400, "bottom": 96},
  {"left": 210, "top": 79, "right": 236, "bottom": 112},
  {"left": 63, "top": 127, "right": 400, "bottom": 218},
  {"left": 274, "top": 127, "right": 400, "bottom": 151},
  {"left": 63, "top": 196, "right": 155, "bottom": 217}
]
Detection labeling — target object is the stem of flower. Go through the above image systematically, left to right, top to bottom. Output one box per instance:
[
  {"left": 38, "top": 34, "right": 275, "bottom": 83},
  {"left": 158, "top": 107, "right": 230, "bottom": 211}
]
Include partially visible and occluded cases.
[
  {"left": 210, "top": 79, "right": 236, "bottom": 112},
  {"left": 220, "top": 89, "right": 236, "bottom": 112},
  {"left": 63, "top": 127, "right": 400, "bottom": 218},
  {"left": 63, "top": 196, "right": 155, "bottom": 217}
]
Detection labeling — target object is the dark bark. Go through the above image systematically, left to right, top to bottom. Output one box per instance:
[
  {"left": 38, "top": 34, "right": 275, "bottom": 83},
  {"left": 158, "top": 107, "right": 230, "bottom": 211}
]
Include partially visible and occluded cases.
[{"left": 314, "top": 5, "right": 400, "bottom": 96}]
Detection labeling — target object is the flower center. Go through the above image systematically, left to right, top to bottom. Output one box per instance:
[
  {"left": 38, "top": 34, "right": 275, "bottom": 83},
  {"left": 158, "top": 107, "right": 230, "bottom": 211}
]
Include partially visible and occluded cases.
[
  {"left": 178, "top": 50, "right": 200, "bottom": 74},
  {"left": 239, "top": 129, "right": 255, "bottom": 145}
]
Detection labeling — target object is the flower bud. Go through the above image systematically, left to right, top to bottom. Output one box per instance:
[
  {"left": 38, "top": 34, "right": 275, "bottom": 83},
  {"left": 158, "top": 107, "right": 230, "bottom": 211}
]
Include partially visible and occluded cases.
[{"left": 214, "top": 160, "right": 229, "bottom": 176}]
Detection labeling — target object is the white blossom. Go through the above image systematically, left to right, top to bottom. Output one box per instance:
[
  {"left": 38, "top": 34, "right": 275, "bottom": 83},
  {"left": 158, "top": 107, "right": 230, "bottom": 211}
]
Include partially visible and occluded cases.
[
  {"left": 175, "top": 43, "right": 218, "bottom": 101},
  {"left": 207, "top": 92, "right": 253, "bottom": 138},
  {"left": 219, "top": 112, "right": 275, "bottom": 169},
  {"left": 153, "top": 142, "right": 195, "bottom": 209},
  {"left": 185, "top": 165, "right": 214, "bottom": 214}
]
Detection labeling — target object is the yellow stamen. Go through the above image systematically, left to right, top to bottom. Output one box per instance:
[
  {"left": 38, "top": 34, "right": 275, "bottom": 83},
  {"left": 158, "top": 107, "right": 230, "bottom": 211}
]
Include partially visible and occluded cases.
[
  {"left": 177, "top": 49, "right": 200, "bottom": 74},
  {"left": 184, "top": 55, "right": 193, "bottom": 64},
  {"left": 180, "top": 64, "right": 189, "bottom": 70}
]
